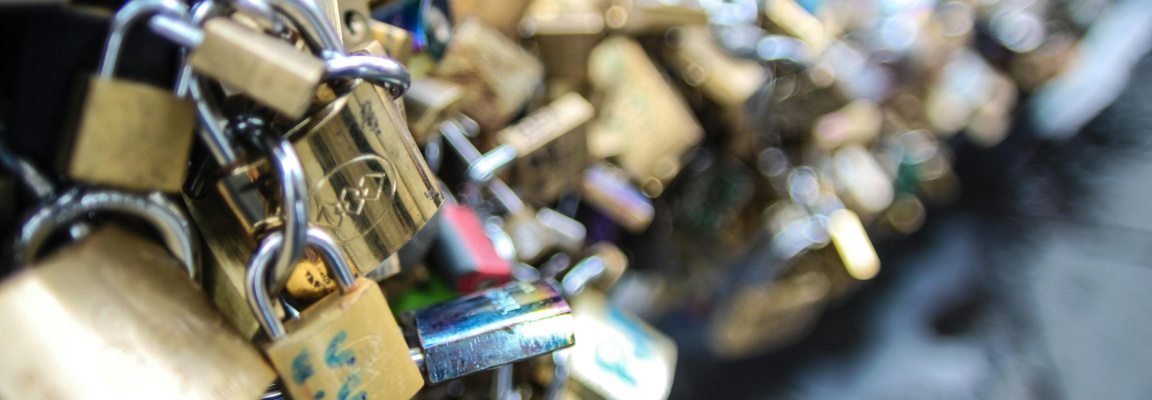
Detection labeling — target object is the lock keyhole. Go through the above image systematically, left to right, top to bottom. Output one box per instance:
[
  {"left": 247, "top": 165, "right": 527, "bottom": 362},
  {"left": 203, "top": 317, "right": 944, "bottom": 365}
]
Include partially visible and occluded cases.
[{"left": 344, "top": 10, "right": 367, "bottom": 39}]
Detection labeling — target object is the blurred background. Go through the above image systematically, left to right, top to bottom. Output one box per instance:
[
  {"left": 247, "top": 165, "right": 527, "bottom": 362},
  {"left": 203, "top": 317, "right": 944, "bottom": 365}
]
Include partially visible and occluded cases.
[{"left": 3, "top": 0, "right": 1152, "bottom": 399}]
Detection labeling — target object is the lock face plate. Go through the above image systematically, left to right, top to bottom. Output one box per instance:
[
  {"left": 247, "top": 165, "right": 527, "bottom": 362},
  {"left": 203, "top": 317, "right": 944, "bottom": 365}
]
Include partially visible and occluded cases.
[
  {"left": 69, "top": 77, "right": 196, "bottom": 192},
  {"left": 295, "top": 83, "right": 444, "bottom": 279},
  {"left": 0, "top": 224, "right": 275, "bottom": 400},
  {"left": 265, "top": 278, "right": 424, "bottom": 400},
  {"left": 409, "top": 280, "right": 575, "bottom": 383}
]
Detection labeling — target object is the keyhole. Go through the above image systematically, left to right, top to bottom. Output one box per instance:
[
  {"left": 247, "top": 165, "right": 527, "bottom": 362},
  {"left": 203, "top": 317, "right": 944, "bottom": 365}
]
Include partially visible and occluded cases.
[{"left": 344, "top": 10, "right": 367, "bottom": 39}]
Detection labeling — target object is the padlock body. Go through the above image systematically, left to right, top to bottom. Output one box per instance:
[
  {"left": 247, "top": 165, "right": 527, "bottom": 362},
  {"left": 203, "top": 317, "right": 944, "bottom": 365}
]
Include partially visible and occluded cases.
[
  {"left": 432, "top": 17, "right": 544, "bottom": 133},
  {"left": 189, "top": 18, "right": 326, "bottom": 119},
  {"left": 68, "top": 77, "right": 196, "bottom": 192},
  {"left": 292, "top": 82, "right": 444, "bottom": 280},
  {"left": 498, "top": 92, "right": 593, "bottom": 205},
  {"left": 428, "top": 203, "right": 512, "bottom": 292},
  {"left": 0, "top": 224, "right": 275, "bottom": 400},
  {"left": 264, "top": 277, "right": 425, "bottom": 400},
  {"left": 405, "top": 280, "right": 575, "bottom": 383},
  {"left": 567, "top": 290, "right": 677, "bottom": 400}
]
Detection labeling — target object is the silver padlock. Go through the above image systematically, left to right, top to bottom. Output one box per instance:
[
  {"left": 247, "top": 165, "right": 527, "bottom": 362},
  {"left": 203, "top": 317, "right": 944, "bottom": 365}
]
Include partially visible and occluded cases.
[{"left": 399, "top": 280, "right": 576, "bottom": 383}]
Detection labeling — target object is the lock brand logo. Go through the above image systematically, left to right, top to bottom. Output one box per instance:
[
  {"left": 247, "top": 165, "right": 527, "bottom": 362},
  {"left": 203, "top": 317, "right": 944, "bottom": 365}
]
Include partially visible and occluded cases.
[
  {"left": 311, "top": 155, "right": 398, "bottom": 241},
  {"left": 320, "top": 173, "right": 387, "bottom": 226}
]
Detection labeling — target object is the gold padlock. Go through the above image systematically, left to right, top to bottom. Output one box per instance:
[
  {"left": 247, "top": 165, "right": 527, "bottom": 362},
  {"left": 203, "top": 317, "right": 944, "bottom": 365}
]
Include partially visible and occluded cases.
[
  {"left": 65, "top": 0, "right": 196, "bottom": 193},
  {"left": 520, "top": 0, "right": 606, "bottom": 85},
  {"left": 152, "top": 14, "right": 328, "bottom": 119},
  {"left": 432, "top": 17, "right": 545, "bottom": 133},
  {"left": 587, "top": 37, "right": 703, "bottom": 198},
  {"left": 404, "top": 77, "right": 465, "bottom": 144},
  {"left": 283, "top": 79, "right": 444, "bottom": 280},
  {"left": 493, "top": 92, "right": 595, "bottom": 205},
  {"left": 0, "top": 185, "right": 274, "bottom": 400},
  {"left": 248, "top": 227, "right": 425, "bottom": 400}
]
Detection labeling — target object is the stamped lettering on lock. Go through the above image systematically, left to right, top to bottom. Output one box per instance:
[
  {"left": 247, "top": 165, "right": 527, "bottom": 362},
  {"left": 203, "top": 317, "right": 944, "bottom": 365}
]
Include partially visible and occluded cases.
[{"left": 311, "top": 154, "right": 399, "bottom": 241}]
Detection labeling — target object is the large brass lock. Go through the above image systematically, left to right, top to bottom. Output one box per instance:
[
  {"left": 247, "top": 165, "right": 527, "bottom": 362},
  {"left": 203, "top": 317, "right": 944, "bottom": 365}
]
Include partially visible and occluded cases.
[
  {"left": 0, "top": 171, "right": 273, "bottom": 400},
  {"left": 248, "top": 227, "right": 425, "bottom": 400}
]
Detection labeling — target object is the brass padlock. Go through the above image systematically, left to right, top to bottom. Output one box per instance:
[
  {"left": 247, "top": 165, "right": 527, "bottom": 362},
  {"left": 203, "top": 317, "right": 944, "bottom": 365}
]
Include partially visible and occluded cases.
[
  {"left": 65, "top": 0, "right": 196, "bottom": 193},
  {"left": 520, "top": 0, "right": 606, "bottom": 85},
  {"left": 602, "top": 0, "right": 708, "bottom": 34},
  {"left": 149, "top": 13, "right": 328, "bottom": 119},
  {"left": 432, "top": 17, "right": 545, "bottom": 133},
  {"left": 587, "top": 37, "right": 703, "bottom": 198},
  {"left": 282, "top": 79, "right": 444, "bottom": 280},
  {"left": 483, "top": 92, "right": 595, "bottom": 205},
  {"left": 0, "top": 184, "right": 274, "bottom": 399},
  {"left": 249, "top": 227, "right": 425, "bottom": 400}
]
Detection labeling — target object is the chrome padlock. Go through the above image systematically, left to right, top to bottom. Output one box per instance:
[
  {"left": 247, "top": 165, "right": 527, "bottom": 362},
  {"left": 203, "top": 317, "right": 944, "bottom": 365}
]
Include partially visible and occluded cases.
[
  {"left": 65, "top": 0, "right": 196, "bottom": 193},
  {"left": 249, "top": 227, "right": 425, "bottom": 400},
  {"left": 400, "top": 280, "right": 576, "bottom": 383}
]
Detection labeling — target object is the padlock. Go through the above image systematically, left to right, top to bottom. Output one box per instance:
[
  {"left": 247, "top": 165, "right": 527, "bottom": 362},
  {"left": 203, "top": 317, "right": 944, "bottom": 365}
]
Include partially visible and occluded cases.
[
  {"left": 64, "top": 0, "right": 196, "bottom": 193},
  {"left": 520, "top": 0, "right": 606, "bottom": 85},
  {"left": 602, "top": 0, "right": 708, "bottom": 34},
  {"left": 148, "top": 13, "right": 327, "bottom": 119},
  {"left": 432, "top": 17, "right": 545, "bottom": 133},
  {"left": 368, "top": 20, "right": 415, "bottom": 63},
  {"left": 663, "top": 25, "right": 769, "bottom": 110},
  {"left": 587, "top": 37, "right": 703, "bottom": 197},
  {"left": 404, "top": 77, "right": 465, "bottom": 144},
  {"left": 282, "top": 78, "right": 444, "bottom": 280},
  {"left": 473, "top": 92, "right": 595, "bottom": 205},
  {"left": 440, "top": 114, "right": 580, "bottom": 263},
  {"left": 184, "top": 115, "right": 314, "bottom": 335},
  {"left": 0, "top": 159, "right": 274, "bottom": 399},
  {"left": 579, "top": 163, "right": 655, "bottom": 233},
  {"left": 428, "top": 201, "right": 514, "bottom": 292},
  {"left": 249, "top": 227, "right": 425, "bottom": 400},
  {"left": 399, "top": 280, "right": 576, "bottom": 383},
  {"left": 565, "top": 290, "right": 677, "bottom": 400}
]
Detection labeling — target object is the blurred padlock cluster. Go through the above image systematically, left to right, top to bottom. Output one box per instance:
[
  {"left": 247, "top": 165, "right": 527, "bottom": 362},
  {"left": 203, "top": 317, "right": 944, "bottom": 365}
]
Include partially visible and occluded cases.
[{"left": 0, "top": 0, "right": 1118, "bottom": 398}]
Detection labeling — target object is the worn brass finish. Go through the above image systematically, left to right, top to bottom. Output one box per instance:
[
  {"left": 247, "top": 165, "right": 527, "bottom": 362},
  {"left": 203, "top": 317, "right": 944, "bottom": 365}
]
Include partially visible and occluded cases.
[
  {"left": 189, "top": 17, "right": 326, "bottom": 119},
  {"left": 433, "top": 17, "right": 545, "bottom": 133},
  {"left": 587, "top": 37, "right": 702, "bottom": 198},
  {"left": 404, "top": 77, "right": 465, "bottom": 144},
  {"left": 68, "top": 78, "right": 196, "bottom": 192},
  {"left": 289, "top": 81, "right": 443, "bottom": 279},
  {"left": 497, "top": 92, "right": 594, "bottom": 204},
  {"left": 185, "top": 189, "right": 285, "bottom": 339},
  {"left": 0, "top": 224, "right": 275, "bottom": 399},
  {"left": 264, "top": 278, "right": 425, "bottom": 400}
]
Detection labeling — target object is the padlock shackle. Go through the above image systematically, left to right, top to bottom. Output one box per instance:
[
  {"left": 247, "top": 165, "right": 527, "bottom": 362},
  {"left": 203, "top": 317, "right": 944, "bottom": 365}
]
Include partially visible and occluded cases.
[
  {"left": 100, "top": 0, "right": 190, "bottom": 78},
  {"left": 179, "top": 0, "right": 241, "bottom": 166},
  {"left": 268, "top": 0, "right": 345, "bottom": 60},
  {"left": 324, "top": 55, "right": 411, "bottom": 98},
  {"left": 231, "top": 117, "right": 311, "bottom": 295},
  {"left": 0, "top": 138, "right": 56, "bottom": 201},
  {"left": 14, "top": 188, "right": 199, "bottom": 280},
  {"left": 247, "top": 227, "right": 358, "bottom": 340}
]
